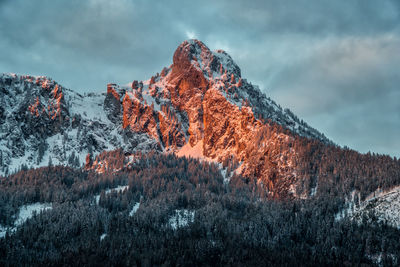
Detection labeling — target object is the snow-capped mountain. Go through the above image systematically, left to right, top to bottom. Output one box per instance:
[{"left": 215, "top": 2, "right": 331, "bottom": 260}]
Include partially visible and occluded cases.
[{"left": 0, "top": 40, "right": 330, "bottom": 190}]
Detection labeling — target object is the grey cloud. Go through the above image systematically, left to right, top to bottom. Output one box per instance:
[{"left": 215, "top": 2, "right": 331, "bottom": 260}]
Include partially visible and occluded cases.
[
  {"left": 0, "top": 0, "right": 399, "bottom": 157},
  {"left": 222, "top": 0, "right": 400, "bottom": 37},
  {"left": 265, "top": 35, "right": 400, "bottom": 156},
  {"left": 269, "top": 36, "right": 400, "bottom": 114},
  {"left": 307, "top": 92, "right": 400, "bottom": 155}
]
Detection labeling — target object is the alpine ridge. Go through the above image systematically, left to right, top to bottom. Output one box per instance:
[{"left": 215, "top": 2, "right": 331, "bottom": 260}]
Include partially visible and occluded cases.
[{"left": 0, "top": 40, "right": 330, "bottom": 197}]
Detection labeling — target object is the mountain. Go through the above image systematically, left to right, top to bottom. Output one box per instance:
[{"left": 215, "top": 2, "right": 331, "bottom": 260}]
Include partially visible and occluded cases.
[
  {"left": 1, "top": 39, "right": 399, "bottom": 198},
  {"left": 0, "top": 40, "right": 329, "bottom": 191},
  {"left": 2, "top": 40, "right": 400, "bottom": 266}
]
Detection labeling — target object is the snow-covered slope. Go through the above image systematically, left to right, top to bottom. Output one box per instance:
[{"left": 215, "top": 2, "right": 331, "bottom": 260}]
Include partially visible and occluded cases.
[
  {"left": 345, "top": 187, "right": 400, "bottom": 229},
  {"left": 0, "top": 202, "right": 52, "bottom": 238}
]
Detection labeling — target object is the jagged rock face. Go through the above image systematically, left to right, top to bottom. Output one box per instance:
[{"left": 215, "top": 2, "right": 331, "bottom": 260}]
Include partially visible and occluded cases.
[
  {"left": 170, "top": 40, "right": 241, "bottom": 81},
  {"left": 0, "top": 75, "right": 70, "bottom": 163},
  {"left": 1, "top": 75, "right": 69, "bottom": 138},
  {"left": 104, "top": 83, "right": 123, "bottom": 123},
  {"left": 202, "top": 88, "right": 261, "bottom": 161},
  {"left": 122, "top": 93, "right": 162, "bottom": 146},
  {"left": 158, "top": 104, "right": 186, "bottom": 148}
]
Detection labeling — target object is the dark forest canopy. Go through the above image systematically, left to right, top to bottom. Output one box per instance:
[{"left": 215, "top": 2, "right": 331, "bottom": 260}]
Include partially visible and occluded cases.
[{"left": 0, "top": 153, "right": 400, "bottom": 266}]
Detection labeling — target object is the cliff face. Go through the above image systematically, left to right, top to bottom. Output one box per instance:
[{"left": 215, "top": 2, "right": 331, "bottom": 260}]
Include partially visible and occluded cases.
[{"left": 0, "top": 40, "right": 330, "bottom": 196}]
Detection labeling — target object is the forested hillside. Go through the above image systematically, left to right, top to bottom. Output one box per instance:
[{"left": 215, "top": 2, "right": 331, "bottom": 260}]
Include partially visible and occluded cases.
[{"left": 1, "top": 153, "right": 399, "bottom": 266}]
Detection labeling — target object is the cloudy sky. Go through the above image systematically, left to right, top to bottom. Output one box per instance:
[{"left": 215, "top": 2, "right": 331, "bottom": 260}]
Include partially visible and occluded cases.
[{"left": 0, "top": 0, "right": 399, "bottom": 157}]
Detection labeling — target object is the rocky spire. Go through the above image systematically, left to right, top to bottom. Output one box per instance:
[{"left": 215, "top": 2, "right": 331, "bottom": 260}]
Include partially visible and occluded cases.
[{"left": 169, "top": 39, "right": 241, "bottom": 82}]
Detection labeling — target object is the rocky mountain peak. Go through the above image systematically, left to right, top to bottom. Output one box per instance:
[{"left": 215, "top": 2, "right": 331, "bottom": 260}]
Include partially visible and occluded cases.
[
  {"left": 172, "top": 39, "right": 215, "bottom": 71},
  {"left": 170, "top": 40, "right": 241, "bottom": 83}
]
